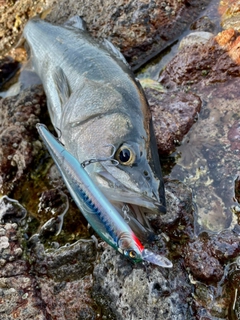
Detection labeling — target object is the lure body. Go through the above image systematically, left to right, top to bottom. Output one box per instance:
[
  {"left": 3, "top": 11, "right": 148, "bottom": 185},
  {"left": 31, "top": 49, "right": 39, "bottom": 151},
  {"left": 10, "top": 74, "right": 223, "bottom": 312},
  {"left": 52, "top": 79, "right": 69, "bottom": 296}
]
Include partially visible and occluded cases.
[{"left": 37, "top": 124, "right": 172, "bottom": 267}]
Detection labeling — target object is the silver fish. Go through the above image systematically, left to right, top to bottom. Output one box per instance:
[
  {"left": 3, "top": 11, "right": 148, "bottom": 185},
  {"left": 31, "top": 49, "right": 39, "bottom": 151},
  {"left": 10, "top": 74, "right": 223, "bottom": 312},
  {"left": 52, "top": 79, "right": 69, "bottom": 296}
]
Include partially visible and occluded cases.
[
  {"left": 23, "top": 17, "right": 166, "bottom": 236},
  {"left": 36, "top": 123, "right": 172, "bottom": 268}
]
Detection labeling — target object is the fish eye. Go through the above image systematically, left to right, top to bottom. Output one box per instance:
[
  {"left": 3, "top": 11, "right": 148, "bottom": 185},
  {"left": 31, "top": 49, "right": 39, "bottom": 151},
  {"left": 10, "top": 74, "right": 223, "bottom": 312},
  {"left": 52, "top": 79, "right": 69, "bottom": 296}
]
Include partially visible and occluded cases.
[
  {"left": 115, "top": 145, "right": 135, "bottom": 165},
  {"left": 124, "top": 249, "right": 137, "bottom": 259}
]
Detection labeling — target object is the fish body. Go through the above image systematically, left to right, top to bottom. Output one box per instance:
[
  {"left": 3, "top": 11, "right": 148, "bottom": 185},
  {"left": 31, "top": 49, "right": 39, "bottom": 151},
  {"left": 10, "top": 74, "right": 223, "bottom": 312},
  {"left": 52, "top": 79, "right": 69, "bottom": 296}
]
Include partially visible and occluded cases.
[
  {"left": 23, "top": 17, "right": 166, "bottom": 235},
  {"left": 37, "top": 123, "right": 172, "bottom": 268}
]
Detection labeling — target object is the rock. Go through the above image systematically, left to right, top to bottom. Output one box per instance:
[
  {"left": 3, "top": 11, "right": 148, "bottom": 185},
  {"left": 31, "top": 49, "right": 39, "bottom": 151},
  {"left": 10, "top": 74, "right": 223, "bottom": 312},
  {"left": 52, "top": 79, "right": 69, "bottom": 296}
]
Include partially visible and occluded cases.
[
  {"left": 0, "top": 0, "right": 50, "bottom": 56},
  {"left": 1, "top": 0, "right": 212, "bottom": 70},
  {"left": 220, "top": 1, "right": 240, "bottom": 31},
  {"left": 190, "top": 15, "right": 216, "bottom": 32},
  {"left": 159, "top": 29, "right": 240, "bottom": 89},
  {"left": 179, "top": 31, "right": 214, "bottom": 50},
  {"left": 0, "top": 85, "right": 47, "bottom": 194},
  {"left": 143, "top": 85, "right": 201, "bottom": 155},
  {"left": 228, "top": 120, "right": 240, "bottom": 151},
  {"left": 235, "top": 176, "right": 240, "bottom": 204},
  {"left": 147, "top": 180, "right": 194, "bottom": 239},
  {"left": 0, "top": 196, "right": 27, "bottom": 224},
  {"left": 0, "top": 200, "right": 98, "bottom": 320},
  {"left": 184, "top": 230, "right": 240, "bottom": 282},
  {"left": 209, "top": 231, "right": 240, "bottom": 263},
  {"left": 30, "top": 238, "right": 97, "bottom": 281},
  {"left": 184, "top": 239, "right": 224, "bottom": 282},
  {"left": 92, "top": 246, "right": 191, "bottom": 320}
]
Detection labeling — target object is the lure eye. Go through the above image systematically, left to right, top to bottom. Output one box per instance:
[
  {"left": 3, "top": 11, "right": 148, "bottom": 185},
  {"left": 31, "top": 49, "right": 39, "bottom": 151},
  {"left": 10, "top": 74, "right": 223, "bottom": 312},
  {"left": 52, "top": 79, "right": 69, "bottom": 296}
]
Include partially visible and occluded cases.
[
  {"left": 115, "top": 145, "right": 135, "bottom": 165},
  {"left": 125, "top": 249, "right": 137, "bottom": 259}
]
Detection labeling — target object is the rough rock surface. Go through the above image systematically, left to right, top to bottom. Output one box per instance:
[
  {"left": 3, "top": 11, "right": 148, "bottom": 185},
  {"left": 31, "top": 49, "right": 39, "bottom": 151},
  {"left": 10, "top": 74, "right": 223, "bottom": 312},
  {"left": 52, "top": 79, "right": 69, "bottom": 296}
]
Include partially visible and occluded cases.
[
  {"left": 0, "top": 0, "right": 212, "bottom": 69},
  {"left": 0, "top": 0, "right": 50, "bottom": 57},
  {"left": 220, "top": 0, "right": 240, "bottom": 31},
  {"left": 159, "top": 29, "right": 240, "bottom": 89},
  {"left": 0, "top": 85, "right": 47, "bottom": 195},
  {"left": 144, "top": 87, "right": 201, "bottom": 155},
  {"left": 0, "top": 197, "right": 98, "bottom": 320},
  {"left": 92, "top": 247, "right": 191, "bottom": 320}
]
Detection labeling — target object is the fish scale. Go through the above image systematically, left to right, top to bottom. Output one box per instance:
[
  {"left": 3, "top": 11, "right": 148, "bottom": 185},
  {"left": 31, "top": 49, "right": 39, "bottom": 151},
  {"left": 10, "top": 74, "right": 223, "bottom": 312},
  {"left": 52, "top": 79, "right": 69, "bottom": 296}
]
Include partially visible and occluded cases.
[{"left": 24, "top": 16, "right": 167, "bottom": 254}]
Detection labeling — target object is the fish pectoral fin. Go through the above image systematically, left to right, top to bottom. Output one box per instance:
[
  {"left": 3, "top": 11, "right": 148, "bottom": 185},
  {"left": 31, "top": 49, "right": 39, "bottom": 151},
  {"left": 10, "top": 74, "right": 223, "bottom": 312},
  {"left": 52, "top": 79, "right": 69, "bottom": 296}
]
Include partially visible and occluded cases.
[
  {"left": 63, "top": 16, "right": 87, "bottom": 31},
  {"left": 102, "top": 39, "right": 130, "bottom": 69},
  {"left": 53, "top": 66, "right": 71, "bottom": 108}
]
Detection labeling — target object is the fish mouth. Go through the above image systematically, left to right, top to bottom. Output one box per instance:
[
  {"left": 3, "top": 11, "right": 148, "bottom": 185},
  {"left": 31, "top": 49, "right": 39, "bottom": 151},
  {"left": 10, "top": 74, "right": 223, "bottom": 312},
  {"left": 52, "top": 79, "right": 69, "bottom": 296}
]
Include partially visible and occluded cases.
[{"left": 96, "top": 161, "right": 166, "bottom": 214}]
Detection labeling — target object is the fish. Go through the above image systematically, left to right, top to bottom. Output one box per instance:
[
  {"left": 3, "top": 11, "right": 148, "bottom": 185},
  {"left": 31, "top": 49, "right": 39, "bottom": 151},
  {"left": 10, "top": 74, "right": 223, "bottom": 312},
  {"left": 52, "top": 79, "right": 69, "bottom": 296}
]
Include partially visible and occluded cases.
[
  {"left": 23, "top": 16, "right": 166, "bottom": 239},
  {"left": 36, "top": 123, "right": 172, "bottom": 268}
]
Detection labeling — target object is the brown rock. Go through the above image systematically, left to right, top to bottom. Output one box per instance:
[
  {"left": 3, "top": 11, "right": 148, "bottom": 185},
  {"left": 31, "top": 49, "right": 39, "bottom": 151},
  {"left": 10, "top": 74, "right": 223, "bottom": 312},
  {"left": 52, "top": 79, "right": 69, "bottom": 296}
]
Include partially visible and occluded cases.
[
  {"left": 0, "top": 0, "right": 212, "bottom": 70},
  {"left": 0, "top": 0, "right": 50, "bottom": 56},
  {"left": 159, "top": 29, "right": 240, "bottom": 89},
  {"left": 0, "top": 85, "right": 47, "bottom": 194},
  {"left": 144, "top": 87, "right": 201, "bottom": 155},
  {"left": 228, "top": 120, "right": 240, "bottom": 151},
  {"left": 235, "top": 176, "right": 240, "bottom": 204},
  {"left": 184, "top": 231, "right": 240, "bottom": 282},
  {"left": 209, "top": 231, "right": 240, "bottom": 263},
  {"left": 184, "top": 239, "right": 224, "bottom": 282}
]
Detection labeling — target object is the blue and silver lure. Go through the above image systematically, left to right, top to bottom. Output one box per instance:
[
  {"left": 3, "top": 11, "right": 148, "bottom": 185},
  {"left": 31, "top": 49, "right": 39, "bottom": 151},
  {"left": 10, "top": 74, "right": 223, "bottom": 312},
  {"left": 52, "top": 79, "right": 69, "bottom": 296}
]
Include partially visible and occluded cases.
[{"left": 37, "top": 123, "right": 172, "bottom": 268}]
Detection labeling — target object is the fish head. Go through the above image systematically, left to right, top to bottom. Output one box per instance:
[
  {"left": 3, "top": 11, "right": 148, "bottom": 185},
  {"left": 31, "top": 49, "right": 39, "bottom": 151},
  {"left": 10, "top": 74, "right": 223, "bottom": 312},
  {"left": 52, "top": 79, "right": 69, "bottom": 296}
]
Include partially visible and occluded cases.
[{"left": 97, "top": 138, "right": 165, "bottom": 213}]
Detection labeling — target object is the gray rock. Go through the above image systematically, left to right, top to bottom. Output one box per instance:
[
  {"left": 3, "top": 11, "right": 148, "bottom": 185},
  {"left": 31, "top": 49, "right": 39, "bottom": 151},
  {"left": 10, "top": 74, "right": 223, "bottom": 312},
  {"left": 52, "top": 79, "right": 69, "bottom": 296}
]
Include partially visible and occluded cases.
[{"left": 92, "top": 247, "right": 191, "bottom": 320}]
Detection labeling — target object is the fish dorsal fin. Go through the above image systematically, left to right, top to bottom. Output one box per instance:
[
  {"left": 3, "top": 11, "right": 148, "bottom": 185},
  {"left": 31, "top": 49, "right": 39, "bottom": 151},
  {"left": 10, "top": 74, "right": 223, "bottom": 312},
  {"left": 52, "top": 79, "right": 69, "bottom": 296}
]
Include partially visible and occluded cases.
[
  {"left": 63, "top": 16, "right": 87, "bottom": 31},
  {"left": 102, "top": 39, "right": 130, "bottom": 69},
  {"left": 53, "top": 66, "right": 71, "bottom": 107}
]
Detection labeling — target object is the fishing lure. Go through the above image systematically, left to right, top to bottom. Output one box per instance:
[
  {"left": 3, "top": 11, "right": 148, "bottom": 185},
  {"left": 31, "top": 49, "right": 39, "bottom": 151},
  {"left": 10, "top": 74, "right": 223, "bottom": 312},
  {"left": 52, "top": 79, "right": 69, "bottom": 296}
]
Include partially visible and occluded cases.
[{"left": 37, "top": 123, "right": 172, "bottom": 268}]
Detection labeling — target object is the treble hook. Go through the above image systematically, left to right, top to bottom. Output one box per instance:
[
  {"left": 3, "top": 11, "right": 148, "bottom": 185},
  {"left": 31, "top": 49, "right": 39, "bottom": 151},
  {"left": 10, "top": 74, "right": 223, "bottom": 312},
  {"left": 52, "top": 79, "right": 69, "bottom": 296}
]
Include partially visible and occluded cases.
[{"left": 81, "top": 144, "right": 119, "bottom": 168}]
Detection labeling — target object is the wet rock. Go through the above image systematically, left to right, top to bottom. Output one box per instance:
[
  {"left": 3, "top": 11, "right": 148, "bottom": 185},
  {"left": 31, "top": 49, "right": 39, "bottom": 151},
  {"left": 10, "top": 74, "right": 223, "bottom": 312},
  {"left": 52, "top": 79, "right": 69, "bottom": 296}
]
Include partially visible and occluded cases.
[
  {"left": 45, "top": 0, "right": 212, "bottom": 70},
  {"left": 190, "top": 16, "right": 216, "bottom": 33},
  {"left": 159, "top": 29, "right": 240, "bottom": 89},
  {"left": 179, "top": 31, "right": 214, "bottom": 50},
  {"left": 0, "top": 56, "right": 19, "bottom": 88},
  {"left": 0, "top": 85, "right": 47, "bottom": 194},
  {"left": 144, "top": 85, "right": 201, "bottom": 155},
  {"left": 228, "top": 120, "right": 240, "bottom": 151},
  {"left": 235, "top": 176, "right": 240, "bottom": 204},
  {"left": 147, "top": 180, "right": 194, "bottom": 240},
  {"left": 0, "top": 195, "right": 27, "bottom": 224},
  {"left": 0, "top": 199, "right": 98, "bottom": 320},
  {"left": 0, "top": 220, "right": 47, "bottom": 320},
  {"left": 0, "top": 222, "right": 26, "bottom": 277},
  {"left": 184, "top": 231, "right": 240, "bottom": 282},
  {"left": 209, "top": 231, "right": 240, "bottom": 263},
  {"left": 29, "top": 238, "right": 97, "bottom": 281},
  {"left": 184, "top": 239, "right": 224, "bottom": 282},
  {"left": 92, "top": 246, "right": 191, "bottom": 320},
  {"left": 227, "top": 261, "right": 240, "bottom": 319},
  {"left": 38, "top": 275, "right": 97, "bottom": 320}
]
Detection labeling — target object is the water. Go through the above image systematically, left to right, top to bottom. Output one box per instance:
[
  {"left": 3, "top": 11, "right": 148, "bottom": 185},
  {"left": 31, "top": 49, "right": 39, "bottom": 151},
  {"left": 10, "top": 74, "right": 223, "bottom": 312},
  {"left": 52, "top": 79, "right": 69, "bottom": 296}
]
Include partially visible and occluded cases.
[{"left": 139, "top": 0, "right": 240, "bottom": 235}]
